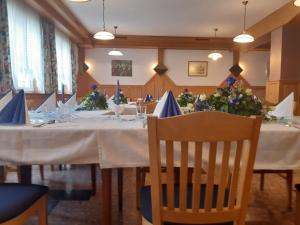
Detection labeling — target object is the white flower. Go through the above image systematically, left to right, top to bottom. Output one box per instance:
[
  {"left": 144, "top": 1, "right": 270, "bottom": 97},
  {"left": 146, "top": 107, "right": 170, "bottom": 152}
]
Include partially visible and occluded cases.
[
  {"left": 245, "top": 88, "right": 253, "bottom": 96},
  {"left": 214, "top": 93, "right": 221, "bottom": 97},
  {"left": 199, "top": 94, "right": 207, "bottom": 101},
  {"left": 187, "top": 103, "right": 194, "bottom": 109}
]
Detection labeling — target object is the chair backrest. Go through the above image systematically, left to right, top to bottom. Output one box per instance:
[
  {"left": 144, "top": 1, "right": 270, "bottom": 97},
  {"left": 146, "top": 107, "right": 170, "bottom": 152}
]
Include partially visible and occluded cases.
[
  {"left": 142, "top": 101, "right": 157, "bottom": 114},
  {"left": 147, "top": 111, "right": 262, "bottom": 225}
]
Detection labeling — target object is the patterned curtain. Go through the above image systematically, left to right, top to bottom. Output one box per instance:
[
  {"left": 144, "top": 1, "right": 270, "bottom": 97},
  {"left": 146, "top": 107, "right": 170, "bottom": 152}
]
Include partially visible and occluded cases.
[
  {"left": 0, "top": 0, "right": 13, "bottom": 93},
  {"left": 41, "top": 17, "right": 57, "bottom": 94},
  {"left": 71, "top": 42, "right": 78, "bottom": 94}
]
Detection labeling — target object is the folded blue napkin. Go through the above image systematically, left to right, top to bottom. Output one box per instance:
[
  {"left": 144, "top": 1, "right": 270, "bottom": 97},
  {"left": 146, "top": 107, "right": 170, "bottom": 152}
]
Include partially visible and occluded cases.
[
  {"left": 0, "top": 90, "right": 26, "bottom": 125},
  {"left": 160, "top": 91, "right": 182, "bottom": 118},
  {"left": 144, "top": 95, "right": 152, "bottom": 102}
]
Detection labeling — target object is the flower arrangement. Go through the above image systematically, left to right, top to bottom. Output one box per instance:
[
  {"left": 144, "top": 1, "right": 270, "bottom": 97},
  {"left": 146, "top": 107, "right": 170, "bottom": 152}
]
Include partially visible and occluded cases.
[
  {"left": 195, "top": 77, "right": 270, "bottom": 118},
  {"left": 77, "top": 84, "right": 108, "bottom": 110},
  {"left": 177, "top": 89, "right": 196, "bottom": 107},
  {"left": 112, "top": 90, "right": 128, "bottom": 104}
]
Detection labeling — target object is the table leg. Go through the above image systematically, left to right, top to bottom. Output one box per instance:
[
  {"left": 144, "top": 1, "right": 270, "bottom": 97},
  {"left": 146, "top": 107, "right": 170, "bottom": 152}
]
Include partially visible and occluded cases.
[
  {"left": 91, "top": 164, "right": 97, "bottom": 195},
  {"left": 18, "top": 165, "right": 32, "bottom": 184},
  {"left": 101, "top": 168, "right": 112, "bottom": 225},
  {"left": 117, "top": 168, "right": 123, "bottom": 211}
]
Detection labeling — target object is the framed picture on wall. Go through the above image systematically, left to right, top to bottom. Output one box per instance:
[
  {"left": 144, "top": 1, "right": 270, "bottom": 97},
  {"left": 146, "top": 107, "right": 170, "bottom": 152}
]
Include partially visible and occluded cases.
[
  {"left": 112, "top": 60, "right": 132, "bottom": 77},
  {"left": 188, "top": 61, "right": 208, "bottom": 77}
]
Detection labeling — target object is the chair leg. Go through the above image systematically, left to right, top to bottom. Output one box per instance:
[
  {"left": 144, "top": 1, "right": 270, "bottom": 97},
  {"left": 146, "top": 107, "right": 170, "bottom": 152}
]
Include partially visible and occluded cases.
[
  {"left": 90, "top": 164, "right": 97, "bottom": 196},
  {"left": 39, "top": 165, "right": 44, "bottom": 180},
  {"left": 0, "top": 166, "right": 6, "bottom": 182},
  {"left": 117, "top": 168, "right": 123, "bottom": 211},
  {"left": 287, "top": 170, "right": 293, "bottom": 210},
  {"left": 260, "top": 172, "right": 265, "bottom": 191},
  {"left": 296, "top": 184, "right": 300, "bottom": 225},
  {"left": 38, "top": 196, "right": 48, "bottom": 225}
]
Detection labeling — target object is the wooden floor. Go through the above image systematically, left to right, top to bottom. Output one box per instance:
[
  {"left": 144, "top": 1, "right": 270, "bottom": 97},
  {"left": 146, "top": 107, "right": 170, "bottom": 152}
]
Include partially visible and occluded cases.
[{"left": 4, "top": 165, "right": 300, "bottom": 225}]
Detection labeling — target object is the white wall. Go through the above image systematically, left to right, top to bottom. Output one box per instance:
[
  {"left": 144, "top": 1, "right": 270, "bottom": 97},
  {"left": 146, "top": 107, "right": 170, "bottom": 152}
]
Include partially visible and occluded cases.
[
  {"left": 85, "top": 48, "right": 157, "bottom": 85},
  {"left": 86, "top": 48, "right": 269, "bottom": 86},
  {"left": 165, "top": 50, "right": 233, "bottom": 86},
  {"left": 239, "top": 51, "right": 270, "bottom": 86}
]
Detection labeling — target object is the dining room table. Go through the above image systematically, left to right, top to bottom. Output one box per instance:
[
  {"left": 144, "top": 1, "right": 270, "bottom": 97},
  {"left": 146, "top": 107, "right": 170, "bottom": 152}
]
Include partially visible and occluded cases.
[{"left": 0, "top": 112, "right": 300, "bottom": 225}]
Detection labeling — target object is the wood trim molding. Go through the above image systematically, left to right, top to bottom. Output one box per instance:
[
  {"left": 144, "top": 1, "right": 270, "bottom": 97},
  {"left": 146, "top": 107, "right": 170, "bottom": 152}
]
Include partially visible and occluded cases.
[
  {"left": 24, "top": 0, "right": 90, "bottom": 44},
  {"left": 46, "top": 0, "right": 90, "bottom": 38},
  {"left": 247, "top": 2, "right": 300, "bottom": 39},
  {"left": 239, "top": 34, "right": 271, "bottom": 52},
  {"left": 83, "top": 35, "right": 234, "bottom": 50}
]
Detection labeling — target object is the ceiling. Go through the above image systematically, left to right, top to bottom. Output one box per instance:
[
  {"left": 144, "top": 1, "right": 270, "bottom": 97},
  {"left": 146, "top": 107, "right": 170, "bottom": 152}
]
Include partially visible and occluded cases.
[{"left": 64, "top": 0, "right": 290, "bottom": 38}]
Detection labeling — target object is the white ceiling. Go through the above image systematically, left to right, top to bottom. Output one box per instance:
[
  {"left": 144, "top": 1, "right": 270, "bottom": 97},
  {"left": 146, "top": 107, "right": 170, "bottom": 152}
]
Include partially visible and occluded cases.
[{"left": 64, "top": 0, "right": 290, "bottom": 37}]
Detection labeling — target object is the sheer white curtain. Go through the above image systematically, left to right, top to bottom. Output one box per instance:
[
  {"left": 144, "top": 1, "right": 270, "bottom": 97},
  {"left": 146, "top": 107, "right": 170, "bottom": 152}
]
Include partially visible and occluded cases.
[
  {"left": 7, "top": 0, "right": 44, "bottom": 93},
  {"left": 55, "top": 29, "right": 72, "bottom": 94}
]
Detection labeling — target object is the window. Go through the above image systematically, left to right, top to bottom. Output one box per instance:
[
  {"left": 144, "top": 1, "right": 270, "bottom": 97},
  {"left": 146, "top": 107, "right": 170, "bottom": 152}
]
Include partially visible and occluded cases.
[
  {"left": 7, "top": 0, "right": 44, "bottom": 93},
  {"left": 55, "top": 29, "right": 72, "bottom": 94}
]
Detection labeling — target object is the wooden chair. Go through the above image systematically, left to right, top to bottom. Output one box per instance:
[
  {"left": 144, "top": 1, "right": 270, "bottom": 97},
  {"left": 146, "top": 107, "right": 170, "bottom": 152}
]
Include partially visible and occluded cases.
[
  {"left": 144, "top": 101, "right": 157, "bottom": 114},
  {"left": 140, "top": 112, "right": 262, "bottom": 225},
  {"left": 0, "top": 183, "right": 48, "bottom": 225}
]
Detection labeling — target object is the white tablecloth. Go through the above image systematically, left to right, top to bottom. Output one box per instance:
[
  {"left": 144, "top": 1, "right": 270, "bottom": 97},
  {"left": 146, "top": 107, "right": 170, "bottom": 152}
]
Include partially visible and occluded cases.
[{"left": 0, "top": 114, "right": 300, "bottom": 170}]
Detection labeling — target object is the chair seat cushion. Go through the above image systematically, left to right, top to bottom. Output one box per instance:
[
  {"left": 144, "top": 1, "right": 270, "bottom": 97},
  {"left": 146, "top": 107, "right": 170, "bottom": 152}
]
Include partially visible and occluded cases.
[
  {"left": 0, "top": 183, "right": 48, "bottom": 223},
  {"left": 140, "top": 184, "right": 233, "bottom": 225}
]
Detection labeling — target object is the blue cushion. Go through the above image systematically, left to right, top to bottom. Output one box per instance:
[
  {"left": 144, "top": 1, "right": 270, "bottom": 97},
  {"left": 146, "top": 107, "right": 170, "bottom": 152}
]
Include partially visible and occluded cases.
[
  {"left": 0, "top": 183, "right": 48, "bottom": 223},
  {"left": 140, "top": 184, "right": 233, "bottom": 225}
]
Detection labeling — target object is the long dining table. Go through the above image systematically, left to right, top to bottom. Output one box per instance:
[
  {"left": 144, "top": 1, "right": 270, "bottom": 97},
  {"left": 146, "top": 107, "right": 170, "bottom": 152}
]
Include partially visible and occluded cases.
[{"left": 1, "top": 112, "right": 300, "bottom": 225}]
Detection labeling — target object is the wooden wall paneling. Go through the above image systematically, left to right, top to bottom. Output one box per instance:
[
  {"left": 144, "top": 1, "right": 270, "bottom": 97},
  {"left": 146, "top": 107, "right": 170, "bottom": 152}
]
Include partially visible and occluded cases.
[{"left": 265, "top": 80, "right": 280, "bottom": 104}]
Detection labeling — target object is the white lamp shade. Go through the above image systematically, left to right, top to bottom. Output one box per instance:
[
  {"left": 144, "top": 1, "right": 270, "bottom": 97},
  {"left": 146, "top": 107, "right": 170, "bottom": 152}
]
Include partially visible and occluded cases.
[
  {"left": 294, "top": 0, "right": 300, "bottom": 6},
  {"left": 93, "top": 31, "right": 115, "bottom": 40},
  {"left": 233, "top": 33, "right": 255, "bottom": 43},
  {"left": 108, "top": 50, "right": 123, "bottom": 56},
  {"left": 208, "top": 52, "right": 223, "bottom": 61}
]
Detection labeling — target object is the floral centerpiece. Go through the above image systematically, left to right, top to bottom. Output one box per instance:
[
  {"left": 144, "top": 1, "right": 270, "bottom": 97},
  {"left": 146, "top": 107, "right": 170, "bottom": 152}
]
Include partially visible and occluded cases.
[
  {"left": 195, "top": 77, "right": 272, "bottom": 119},
  {"left": 77, "top": 84, "right": 108, "bottom": 110},
  {"left": 177, "top": 89, "right": 196, "bottom": 113},
  {"left": 178, "top": 89, "right": 196, "bottom": 107},
  {"left": 112, "top": 90, "right": 128, "bottom": 104}
]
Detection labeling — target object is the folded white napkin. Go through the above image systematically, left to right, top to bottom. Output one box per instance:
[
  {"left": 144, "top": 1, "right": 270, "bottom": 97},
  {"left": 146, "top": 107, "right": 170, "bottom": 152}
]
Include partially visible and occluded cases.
[
  {"left": 0, "top": 91, "right": 13, "bottom": 111},
  {"left": 269, "top": 92, "right": 294, "bottom": 120},
  {"left": 36, "top": 93, "right": 56, "bottom": 112},
  {"left": 64, "top": 93, "right": 77, "bottom": 108}
]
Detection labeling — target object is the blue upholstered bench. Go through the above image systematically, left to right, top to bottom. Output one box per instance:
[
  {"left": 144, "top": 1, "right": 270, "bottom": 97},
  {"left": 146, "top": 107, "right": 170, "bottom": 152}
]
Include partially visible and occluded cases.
[{"left": 0, "top": 183, "right": 48, "bottom": 224}]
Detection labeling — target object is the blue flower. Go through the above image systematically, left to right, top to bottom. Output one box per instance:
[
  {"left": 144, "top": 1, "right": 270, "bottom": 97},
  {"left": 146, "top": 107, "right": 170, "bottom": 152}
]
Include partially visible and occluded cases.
[
  {"left": 226, "top": 77, "right": 236, "bottom": 87},
  {"left": 91, "top": 84, "right": 97, "bottom": 91}
]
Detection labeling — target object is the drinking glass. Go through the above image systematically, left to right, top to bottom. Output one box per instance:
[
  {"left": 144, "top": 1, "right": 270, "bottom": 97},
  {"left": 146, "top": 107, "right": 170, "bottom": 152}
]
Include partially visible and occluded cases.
[{"left": 136, "top": 105, "right": 147, "bottom": 127}]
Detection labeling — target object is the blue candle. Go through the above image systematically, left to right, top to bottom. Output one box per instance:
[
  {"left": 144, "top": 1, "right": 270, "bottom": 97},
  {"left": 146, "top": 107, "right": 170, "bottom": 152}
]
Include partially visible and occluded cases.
[
  {"left": 116, "top": 80, "right": 120, "bottom": 105},
  {"left": 61, "top": 84, "right": 65, "bottom": 104}
]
